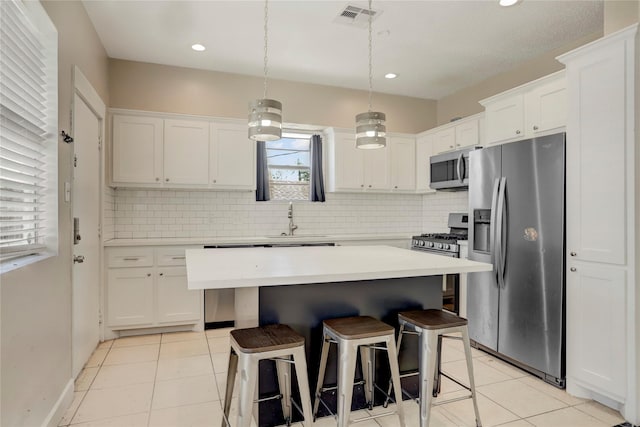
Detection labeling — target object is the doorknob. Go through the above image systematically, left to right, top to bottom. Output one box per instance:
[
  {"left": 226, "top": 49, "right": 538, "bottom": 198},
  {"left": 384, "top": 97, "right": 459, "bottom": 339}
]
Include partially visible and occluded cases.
[{"left": 73, "top": 255, "right": 85, "bottom": 264}]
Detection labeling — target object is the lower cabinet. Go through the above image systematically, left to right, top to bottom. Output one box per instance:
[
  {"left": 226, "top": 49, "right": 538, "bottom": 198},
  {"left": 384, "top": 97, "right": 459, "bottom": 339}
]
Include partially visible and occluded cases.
[{"left": 106, "top": 246, "right": 202, "bottom": 330}]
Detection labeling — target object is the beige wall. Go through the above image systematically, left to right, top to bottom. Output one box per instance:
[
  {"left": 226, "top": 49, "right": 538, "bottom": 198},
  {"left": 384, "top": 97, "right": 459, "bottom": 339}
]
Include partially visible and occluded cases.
[
  {"left": 604, "top": 0, "right": 640, "bottom": 35},
  {"left": 1, "top": 1, "right": 109, "bottom": 426},
  {"left": 436, "top": 32, "right": 601, "bottom": 126},
  {"left": 109, "top": 59, "right": 437, "bottom": 134}
]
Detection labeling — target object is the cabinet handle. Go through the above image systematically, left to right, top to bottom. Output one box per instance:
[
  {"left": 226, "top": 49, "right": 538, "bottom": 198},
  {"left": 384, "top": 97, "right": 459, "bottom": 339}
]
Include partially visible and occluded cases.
[
  {"left": 533, "top": 125, "right": 539, "bottom": 131},
  {"left": 515, "top": 130, "right": 521, "bottom": 135},
  {"left": 570, "top": 252, "right": 577, "bottom": 257},
  {"left": 171, "top": 256, "right": 186, "bottom": 260},
  {"left": 123, "top": 257, "right": 139, "bottom": 261},
  {"left": 570, "top": 267, "right": 576, "bottom": 272},
  {"left": 147, "top": 273, "right": 151, "bottom": 277}
]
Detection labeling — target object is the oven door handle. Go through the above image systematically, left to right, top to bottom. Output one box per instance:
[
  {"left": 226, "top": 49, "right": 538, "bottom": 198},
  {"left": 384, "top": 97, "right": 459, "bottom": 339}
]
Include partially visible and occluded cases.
[{"left": 489, "top": 178, "right": 501, "bottom": 286}]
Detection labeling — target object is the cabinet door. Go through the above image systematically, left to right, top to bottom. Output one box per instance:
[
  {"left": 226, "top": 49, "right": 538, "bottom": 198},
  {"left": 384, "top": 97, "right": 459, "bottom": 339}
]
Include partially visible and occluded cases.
[
  {"left": 565, "top": 42, "right": 626, "bottom": 265},
  {"left": 526, "top": 76, "right": 566, "bottom": 136},
  {"left": 485, "top": 94, "right": 524, "bottom": 144},
  {"left": 112, "top": 115, "right": 163, "bottom": 185},
  {"left": 163, "top": 119, "right": 209, "bottom": 186},
  {"left": 455, "top": 119, "right": 479, "bottom": 148},
  {"left": 210, "top": 123, "right": 256, "bottom": 189},
  {"left": 432, "top": 128, "right": 456, "bottom": 154},
  {"left": 333, "top": 133, "right": 365, "bottom": 190},
  {"left": 415, "top": 134, "right": 435, "bottom": 192},
  {"left": 389, "top": 136, "right": 415, "bottom": 191},
  {"left": 363, "top": 145, "right": 390, "bottom": 190},
  {"left": 566, "top": 262, "right": 626, "bottom": 398},
  {"left": 157, "top": 267, "right": 201, "bottom": 324},
  {"left": 107, "top": 268, "right": 154, "bottom": 328}
]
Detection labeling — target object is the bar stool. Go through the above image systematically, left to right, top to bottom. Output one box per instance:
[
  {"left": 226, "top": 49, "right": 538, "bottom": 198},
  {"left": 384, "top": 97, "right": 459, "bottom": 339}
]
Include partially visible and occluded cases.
[
  {"left": 386, "top": 309, "right": 482, "bottom": 427},
  {"left": 313, "top": 316, "right": 406, "bottom": 427},
  {"left": 222, "top": 324, "right": 313, "bottom": 427}
]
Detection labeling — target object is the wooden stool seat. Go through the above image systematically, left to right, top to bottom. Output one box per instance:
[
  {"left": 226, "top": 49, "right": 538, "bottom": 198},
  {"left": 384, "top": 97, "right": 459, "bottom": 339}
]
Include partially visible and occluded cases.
[
  {"left": 398, "top": 309, "right": 468, "bottom": 330},
  {"left": 323, "top": 315, "right": 394, "bottom": 340},
  {"left": 230, "top": 324, "right": 304, "bottom": 353}
]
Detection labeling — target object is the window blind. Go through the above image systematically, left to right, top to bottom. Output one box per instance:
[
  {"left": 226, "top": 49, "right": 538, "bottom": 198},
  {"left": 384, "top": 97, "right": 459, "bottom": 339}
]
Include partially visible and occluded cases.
[{"left": 0, "top": 0, "right": 56, "bottom": 258}]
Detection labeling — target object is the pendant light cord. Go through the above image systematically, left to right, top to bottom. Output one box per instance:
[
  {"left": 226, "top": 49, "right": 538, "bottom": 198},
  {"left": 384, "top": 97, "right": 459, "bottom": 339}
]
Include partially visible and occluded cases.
[
  {"left": 263, "top": 0, "right": 269, "bottom": 100},
  {"left": 367, "top": 0, "right": 373, "bottom": 112}
]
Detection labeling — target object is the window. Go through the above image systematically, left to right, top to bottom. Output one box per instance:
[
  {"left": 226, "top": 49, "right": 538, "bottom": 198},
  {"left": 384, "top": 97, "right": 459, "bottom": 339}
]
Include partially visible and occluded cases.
[
  {"left": 0, "top": 0, "right": 58, "bottom": 265},
  {"left": 266, "top": 132, "right": 311, "bottom": 201}
]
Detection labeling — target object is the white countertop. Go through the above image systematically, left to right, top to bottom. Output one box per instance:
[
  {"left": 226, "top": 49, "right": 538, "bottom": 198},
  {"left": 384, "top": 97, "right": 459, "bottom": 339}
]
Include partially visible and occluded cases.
[
  {"left": 103, "top": 233, "right": 412, "bottom": 247},
  {"left": 186, "top": 245, "right": 492, "bottom": 290}
]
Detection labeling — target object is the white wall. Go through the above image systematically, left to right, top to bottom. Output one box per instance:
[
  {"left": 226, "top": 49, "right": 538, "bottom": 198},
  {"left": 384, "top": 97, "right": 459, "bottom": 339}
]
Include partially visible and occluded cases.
[{"left": 111, "top": 190, "right": 424, "bottom": 238}]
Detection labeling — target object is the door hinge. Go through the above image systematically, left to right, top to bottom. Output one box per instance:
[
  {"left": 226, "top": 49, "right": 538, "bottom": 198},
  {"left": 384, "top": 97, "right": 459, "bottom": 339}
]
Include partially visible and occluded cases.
[
  {"left": 98, "top": 136, "right": 102, "bottom": 151},
  {"left": 74, "top": 155, "right": 78, "bottom": 167},
  {"left": 98, "top": 310, "right": 103, "bottom": 325}
]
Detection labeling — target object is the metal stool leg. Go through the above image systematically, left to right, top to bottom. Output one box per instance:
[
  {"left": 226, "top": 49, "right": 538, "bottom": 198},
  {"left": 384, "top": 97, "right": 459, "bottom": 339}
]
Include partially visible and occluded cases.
[
  {"left": 384, "top": 323, "right": 406, "bottom": 407},
  {"left": 461, "top": 327, "right": 482, "bottom": 427},
  {"left": 419, "top": 330, "right": 438, "bottom": 427},
  {"left": 313, "top": 334, "right": 331, "bottom": 419},
  {"left": 386, "top": 334, "right": 407, "bottom": 427},
  {"left": 432, "top": 335, "right": 443, "bottom": 397},
  {"left": 337, "top": 340, "right": 358, "bottom": 427},
  {"left": 292, "top": 345, "right": 314, "bottom": 427},
  {"left": 359, "top": 345, "right": 375, "bottom": 409},
  {"left": 222, "top": 349, "right": 239, "bottom": 427},
  {"left": 237, "top": 353, "right": 259, "bottom": 427},
  {"left": 275, "top": 356, "right": 292, "bottom": 424}
]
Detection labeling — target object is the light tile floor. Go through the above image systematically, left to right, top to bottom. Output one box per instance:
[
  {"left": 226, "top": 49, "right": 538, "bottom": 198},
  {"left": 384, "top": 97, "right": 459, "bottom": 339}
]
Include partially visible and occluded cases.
[{"left": 59, "top": 329, "right": 627, "bottom": 427}]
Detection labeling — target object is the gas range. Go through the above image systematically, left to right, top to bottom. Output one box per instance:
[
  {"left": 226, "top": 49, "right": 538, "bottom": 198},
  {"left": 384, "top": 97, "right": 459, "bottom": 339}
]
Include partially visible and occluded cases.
[{"left": 411, "top": 213, "right": 469, "bottom": 257}]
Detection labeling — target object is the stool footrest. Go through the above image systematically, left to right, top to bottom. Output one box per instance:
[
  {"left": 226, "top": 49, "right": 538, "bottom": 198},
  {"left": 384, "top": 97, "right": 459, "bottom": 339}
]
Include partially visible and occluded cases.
[
  {"left": 440, "top": 372, "right": 472, "bottom": 393},
  {"left": 319, "top": 379, "right": 365, "bottom": 393},
  {"left": 256, "top": 393, "right": 283, "bottom": 404},
  {"left": 432, "top": 393, "right": 474, "bottom": 406}
]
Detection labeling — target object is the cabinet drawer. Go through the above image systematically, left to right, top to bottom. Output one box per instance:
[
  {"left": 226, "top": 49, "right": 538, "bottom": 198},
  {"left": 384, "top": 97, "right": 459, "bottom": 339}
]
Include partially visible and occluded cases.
[
  {"left": 156, "top": 247, "right": 188, "bottom": 266},
  {"left": 107, "top": 248, "right": 154, "bottom": 268}
]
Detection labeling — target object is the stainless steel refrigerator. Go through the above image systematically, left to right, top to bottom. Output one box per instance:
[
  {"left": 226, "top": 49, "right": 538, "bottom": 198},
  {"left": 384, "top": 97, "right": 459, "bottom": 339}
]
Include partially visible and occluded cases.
[{"left": 467, "top": 132, "right": 565, "bottom": 387}]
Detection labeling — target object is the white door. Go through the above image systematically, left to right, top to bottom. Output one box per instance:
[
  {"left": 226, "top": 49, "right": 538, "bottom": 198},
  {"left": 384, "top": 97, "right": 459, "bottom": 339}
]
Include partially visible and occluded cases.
[{"left": 72, "top": 93, "right": 101, "bottom": 378}]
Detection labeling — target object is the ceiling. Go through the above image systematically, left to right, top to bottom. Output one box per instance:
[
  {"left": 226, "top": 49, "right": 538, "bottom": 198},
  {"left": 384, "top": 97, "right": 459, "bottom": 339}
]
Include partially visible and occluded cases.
[{"left": 82, "top": 0, "right": 603, "bottom": 100}]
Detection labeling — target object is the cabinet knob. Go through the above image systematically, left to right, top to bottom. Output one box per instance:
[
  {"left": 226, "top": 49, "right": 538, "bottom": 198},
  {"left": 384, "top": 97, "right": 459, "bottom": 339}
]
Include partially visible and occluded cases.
[
  {"left": 533, "top": 125, "right": 539, "bottom": 131},
  {"left": 516, "top": 130, "right": 521, "bottom": 135},
  {"left": 449, "top": 145, "right": 454, "bottom": 148},
  {"left": 155, "top": 177, "right": 159, "bottom": 182},
  {"left": 165, "top": 178, "right": 169, "bottom": 182},
  {"left": 213, "top": 179, "right": 216, "bottom": 183},
  {"left": 360, "top": 184, "right": 364, "bottom": 188},
  {"left": 368, "top": 185, "right": 372, "bottom": 188},
  {"left": 394, "top": 185, "right": 398, "bottom": 189},
  {"left": 570, "top": 251, "right": 577, "bottom": 257},
  {"left": 570, "top": 267, "right": 576, "bottom": 272},
  {"left": 147, "top": 273, "right": 151, "bottom": 277},
  {"left": 159, "top": 273, "right": 164, "bottom": 276}
]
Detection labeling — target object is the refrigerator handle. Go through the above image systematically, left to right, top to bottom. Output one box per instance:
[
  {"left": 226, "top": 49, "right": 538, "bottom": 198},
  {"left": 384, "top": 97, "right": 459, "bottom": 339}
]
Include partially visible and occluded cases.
[
  {"left": 457, "top": 153, "right": 464, "bottom": 183},
  {"left": 496, "top": 177, "right": 507, "bottom": 288},
  {"left": 489, "top": 178, "right": 501, "bottom": 285}
]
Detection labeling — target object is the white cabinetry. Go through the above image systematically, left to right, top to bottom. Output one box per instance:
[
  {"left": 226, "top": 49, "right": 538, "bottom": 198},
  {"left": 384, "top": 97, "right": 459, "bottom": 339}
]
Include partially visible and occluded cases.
[
  {"left": 558, "top": 25, "right": 638, "bottom": 423},
  {"left": 480, "top": 71, "right": 566, "bottom": 145},
  {"left": 111, "top": 111, "right": 255, "bottom": 190},
  {"left": 427, "top": 114, "right": 483, "bottom": 155},
  {"left": 112, "top": 115, "right": 163, "bottom": 185},
  {"left": 163, "top": 119, "right": 209, "bottom": 186},
  {"left": 209, "top": 122, "right": 256, "bottom": 190},
  {"left": 328, "top": 131, "right": 391, "bottom": 192},
  {"left": 415, "top": 133, "right": 435, "bottom": 193},
  {"left": 389, "top": 136, "right": 416, "bottom": 191},
  {"left": 106, "top": 246, "right": 202, "bottom": 331}
]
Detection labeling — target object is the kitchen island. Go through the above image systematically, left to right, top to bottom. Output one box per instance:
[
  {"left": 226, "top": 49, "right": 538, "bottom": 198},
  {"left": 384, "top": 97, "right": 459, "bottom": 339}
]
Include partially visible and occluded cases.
[{"left": 186, "top": 245, "right": 491, "bottom": 425}]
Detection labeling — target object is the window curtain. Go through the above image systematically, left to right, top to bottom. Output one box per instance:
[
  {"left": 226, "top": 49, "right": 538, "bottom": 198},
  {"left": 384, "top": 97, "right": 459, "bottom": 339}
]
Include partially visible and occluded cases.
[
  {"left": 309, "top": 134, "right": 326, "bottom": 202},
  {"left": 256, "top": 141, "right": 270, "bottom": 201}
]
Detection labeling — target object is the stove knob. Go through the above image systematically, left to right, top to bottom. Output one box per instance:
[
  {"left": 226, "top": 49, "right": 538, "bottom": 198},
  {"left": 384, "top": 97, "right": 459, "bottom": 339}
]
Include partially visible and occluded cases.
[
  {"left": 412, "top": 239, "right": 418, "bottom": 246},
  {"left": 420, "top": 240, "right": 426, "bottom": 246},
  {"left": 428, "top": 242, "right": 434, "bottom": 248},
  {"left": 437, "top": 243, "right": 443, "bottom": 249},
  {"left": 444, "top": 244, "right": 450, "bottom": 250}
]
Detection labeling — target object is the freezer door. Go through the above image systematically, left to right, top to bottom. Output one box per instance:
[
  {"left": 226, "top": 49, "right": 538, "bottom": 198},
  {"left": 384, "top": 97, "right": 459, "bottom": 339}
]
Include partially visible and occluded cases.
[
  {"left": 497, "top": 133, "right": 565, "bottom": 379},
  {"left": 467, "top": 146, "right": 501, "bottom": 351}
]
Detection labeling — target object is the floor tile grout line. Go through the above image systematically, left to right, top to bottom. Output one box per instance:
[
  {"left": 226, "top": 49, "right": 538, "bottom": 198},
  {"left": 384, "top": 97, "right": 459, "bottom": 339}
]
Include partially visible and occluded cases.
[{"left": 146, "top": 340, "right": 161, "bottom": 427}]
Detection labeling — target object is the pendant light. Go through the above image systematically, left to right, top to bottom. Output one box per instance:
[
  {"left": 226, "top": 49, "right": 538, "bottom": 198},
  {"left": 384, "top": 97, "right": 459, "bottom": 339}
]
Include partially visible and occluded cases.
[
  {"left": 248, "top": 0, "right": 282, "bottom": 141},
  {"left": 356, "top": 0, "right": 386, "bottom": 149}
]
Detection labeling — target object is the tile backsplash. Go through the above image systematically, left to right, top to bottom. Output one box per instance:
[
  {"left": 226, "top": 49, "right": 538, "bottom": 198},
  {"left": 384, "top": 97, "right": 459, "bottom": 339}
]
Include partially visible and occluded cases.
[
  {"left": 110, "top": 189, "right": 426, "bottom": 239},
  {"left": 422, "top": 191, "right": 469, "bottom": 232}
]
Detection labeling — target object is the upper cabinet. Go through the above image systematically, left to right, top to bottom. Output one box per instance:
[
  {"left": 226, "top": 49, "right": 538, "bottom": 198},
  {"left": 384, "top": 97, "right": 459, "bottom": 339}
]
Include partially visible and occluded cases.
[
  {"left": 480, "top": 71, "right": 566, "bottom": 145},
  {"left": 110, "top": 111, "right": 255, "bottom": 190},
  {"left": 428, "top": 114, "right": 483, "bottom": 155},
  {"left": 327, "top": 130, "right": 416, "bottom": 193},
  {"left": 415, "top": 133, "right": 435, "bottom": 193}
]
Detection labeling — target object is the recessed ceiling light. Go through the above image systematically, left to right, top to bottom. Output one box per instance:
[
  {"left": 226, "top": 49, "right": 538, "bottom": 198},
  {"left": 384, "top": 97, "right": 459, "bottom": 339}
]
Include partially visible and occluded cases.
[
  {"left": 499, "top": 0, "right": 520, "bottom": 6},
  {"left": 191, "top": 44, "right": 206, "bottom": 52},
  {"left": 385, "top": 73, "right": 397, "bottom": 79}
]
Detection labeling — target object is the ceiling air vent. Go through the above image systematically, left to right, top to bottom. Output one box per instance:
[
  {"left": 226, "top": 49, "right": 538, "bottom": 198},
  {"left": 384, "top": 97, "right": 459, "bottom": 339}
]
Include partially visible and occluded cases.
[{"left": 334, "top": 4, "right": 382, "bottom": 29}]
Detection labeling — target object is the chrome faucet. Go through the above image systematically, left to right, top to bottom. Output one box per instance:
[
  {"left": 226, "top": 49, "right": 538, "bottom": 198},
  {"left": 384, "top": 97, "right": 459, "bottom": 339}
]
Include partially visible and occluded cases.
[{"left": 288, "top": 202, "right": 298, "bottom": 236}]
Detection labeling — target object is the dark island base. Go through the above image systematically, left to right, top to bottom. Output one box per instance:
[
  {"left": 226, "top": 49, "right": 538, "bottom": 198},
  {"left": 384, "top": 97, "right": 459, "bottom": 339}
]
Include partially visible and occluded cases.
[{"left": 257, "top": 275, "right": 443, "bottom": 427}]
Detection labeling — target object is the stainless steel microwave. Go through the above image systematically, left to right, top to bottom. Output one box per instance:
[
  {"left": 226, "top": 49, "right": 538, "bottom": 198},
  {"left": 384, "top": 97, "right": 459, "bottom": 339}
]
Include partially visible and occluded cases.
[{"left": 430, "top": 146, "right": 480, "bottom": 191}]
